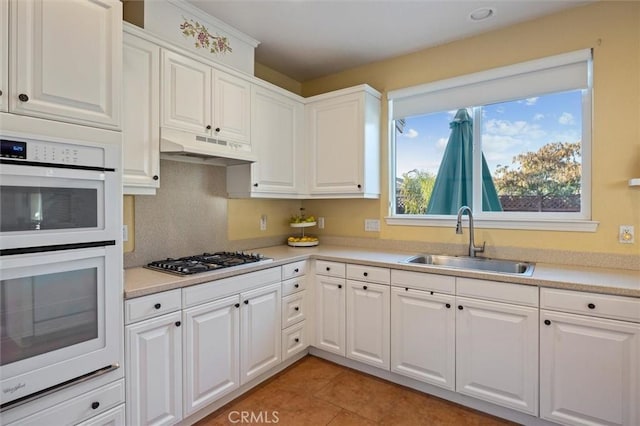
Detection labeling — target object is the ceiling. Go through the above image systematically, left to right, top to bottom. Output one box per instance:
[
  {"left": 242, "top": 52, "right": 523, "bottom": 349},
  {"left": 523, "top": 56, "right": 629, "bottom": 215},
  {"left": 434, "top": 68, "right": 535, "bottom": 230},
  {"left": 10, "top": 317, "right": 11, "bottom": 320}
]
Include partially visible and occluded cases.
[{"left": 186, "top": 0, "right": 594, "bottom": 82}]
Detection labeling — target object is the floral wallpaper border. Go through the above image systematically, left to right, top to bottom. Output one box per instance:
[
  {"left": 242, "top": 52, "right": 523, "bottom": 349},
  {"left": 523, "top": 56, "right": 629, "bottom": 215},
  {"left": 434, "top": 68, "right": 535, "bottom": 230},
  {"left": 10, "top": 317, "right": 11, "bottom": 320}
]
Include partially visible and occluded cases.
[{"left": 180, "top": 16, "right": 232, "bottom": 55}]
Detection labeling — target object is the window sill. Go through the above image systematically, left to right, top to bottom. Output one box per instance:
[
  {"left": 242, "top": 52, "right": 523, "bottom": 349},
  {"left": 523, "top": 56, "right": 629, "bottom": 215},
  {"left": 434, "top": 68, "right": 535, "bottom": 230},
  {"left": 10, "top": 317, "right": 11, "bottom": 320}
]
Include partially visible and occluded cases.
[{"left": 385, "top": 216, "right": 599, "bottom": 232}]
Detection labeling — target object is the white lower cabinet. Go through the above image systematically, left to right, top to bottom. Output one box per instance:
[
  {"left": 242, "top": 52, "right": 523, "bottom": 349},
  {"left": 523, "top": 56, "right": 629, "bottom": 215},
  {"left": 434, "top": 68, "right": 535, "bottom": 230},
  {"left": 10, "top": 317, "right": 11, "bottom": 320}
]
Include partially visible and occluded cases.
[
  {"left": 314, "top": 274, "right": 346, "bottom": 356},
  {"left": 346, "top": 280, "right": 390, "bottom": 369},
  {"left": 240, "top": 282, "right": 282, "bottom": 385},
  {"left": 390, "top": 287, "right": 455, "bottom": 390},
  {"left": 183, "top": 295, "right": 240, "bottom": 417},
  {"left": 455, "top": 296, "right": 539, "bottom": 415},
  {"left": 540, "top": 310, "right": 640, "bottom": 426},
  {"left": 126, "top": 311, "right": 183, "bottom": 426}
]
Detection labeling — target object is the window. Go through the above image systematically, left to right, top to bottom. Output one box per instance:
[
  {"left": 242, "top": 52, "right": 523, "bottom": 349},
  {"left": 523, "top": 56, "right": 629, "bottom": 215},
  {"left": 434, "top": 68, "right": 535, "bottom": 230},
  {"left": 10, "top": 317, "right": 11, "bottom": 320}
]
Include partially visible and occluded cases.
[{"left": 387, "top": 49, "right": 596, "bottom": 231}]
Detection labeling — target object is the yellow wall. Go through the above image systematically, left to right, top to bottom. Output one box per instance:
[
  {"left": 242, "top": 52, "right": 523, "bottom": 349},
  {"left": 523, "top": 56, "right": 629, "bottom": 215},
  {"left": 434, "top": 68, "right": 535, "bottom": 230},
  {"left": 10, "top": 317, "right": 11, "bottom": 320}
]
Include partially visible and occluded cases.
[
  {"left": 300, "top": 1, "right": 640, "bottom": 255},
  {"left": 254, "top": 62, "right": 303, "bottom": 95},
  {"left": 227, "top": 199, "right": 302, "bottom": 240}
]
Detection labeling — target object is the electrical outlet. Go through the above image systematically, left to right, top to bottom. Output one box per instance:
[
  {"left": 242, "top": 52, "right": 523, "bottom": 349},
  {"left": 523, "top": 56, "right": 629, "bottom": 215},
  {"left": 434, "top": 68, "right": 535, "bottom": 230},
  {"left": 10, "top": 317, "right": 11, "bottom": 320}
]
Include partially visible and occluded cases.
[
  {"left": 260, "top": 215, "right": 267, "bottom": 231},
  {"left": 318, "top": 217, "right": 325, "bottom": 229},
  {"left": 364, "top": 219, "right": 380, "bottom": 232},
  {"left": 122, "top": 225, "right": 128, "bottom": 242},
  {"left": 619, "top": 225, "right": 634, "bottom": 244}
]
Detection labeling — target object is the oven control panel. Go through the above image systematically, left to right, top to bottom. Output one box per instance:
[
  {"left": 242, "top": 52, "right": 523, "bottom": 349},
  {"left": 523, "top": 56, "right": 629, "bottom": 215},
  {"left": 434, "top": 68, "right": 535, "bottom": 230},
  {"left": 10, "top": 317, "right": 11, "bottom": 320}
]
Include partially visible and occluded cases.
[{"left": 1, "top": 138, "right": 105, "bottom": 167}]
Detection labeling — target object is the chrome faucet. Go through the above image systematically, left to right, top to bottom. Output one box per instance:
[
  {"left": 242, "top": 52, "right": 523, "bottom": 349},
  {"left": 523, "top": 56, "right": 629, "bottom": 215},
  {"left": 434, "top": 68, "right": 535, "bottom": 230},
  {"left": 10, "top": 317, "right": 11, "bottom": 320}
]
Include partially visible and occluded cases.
[{"left": 456, "top": 206, "right": 485, "bottom": 257}]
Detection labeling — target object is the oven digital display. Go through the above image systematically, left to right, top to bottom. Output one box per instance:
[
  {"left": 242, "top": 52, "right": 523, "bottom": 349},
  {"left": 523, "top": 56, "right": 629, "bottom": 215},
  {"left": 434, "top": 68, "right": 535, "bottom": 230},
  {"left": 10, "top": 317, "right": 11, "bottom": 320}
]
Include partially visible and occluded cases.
[{"left": 1, "top": 140, "right": 27, "bottom": 159}]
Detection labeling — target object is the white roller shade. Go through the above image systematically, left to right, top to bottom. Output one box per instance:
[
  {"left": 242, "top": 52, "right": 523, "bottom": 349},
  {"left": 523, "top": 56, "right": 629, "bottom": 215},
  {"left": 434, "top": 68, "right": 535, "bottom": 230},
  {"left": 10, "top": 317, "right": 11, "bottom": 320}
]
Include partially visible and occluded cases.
[{"left": 389, "top": 49, "right": 592, "bottom": 119}]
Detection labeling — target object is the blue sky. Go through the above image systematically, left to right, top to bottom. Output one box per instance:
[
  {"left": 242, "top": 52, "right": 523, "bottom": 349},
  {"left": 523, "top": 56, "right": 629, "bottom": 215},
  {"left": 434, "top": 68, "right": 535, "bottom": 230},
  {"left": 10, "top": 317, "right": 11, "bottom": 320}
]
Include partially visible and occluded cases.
[{"left": 395, "top": 90, "right": 583, "bottom": 178}]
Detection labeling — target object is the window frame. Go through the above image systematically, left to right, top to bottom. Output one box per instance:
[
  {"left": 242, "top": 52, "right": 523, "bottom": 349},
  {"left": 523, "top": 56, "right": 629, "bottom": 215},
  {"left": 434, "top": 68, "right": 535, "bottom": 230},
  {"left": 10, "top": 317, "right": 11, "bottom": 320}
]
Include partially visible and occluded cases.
[{"left": 386, "top": 50, "right": 598, "bottom": 232}]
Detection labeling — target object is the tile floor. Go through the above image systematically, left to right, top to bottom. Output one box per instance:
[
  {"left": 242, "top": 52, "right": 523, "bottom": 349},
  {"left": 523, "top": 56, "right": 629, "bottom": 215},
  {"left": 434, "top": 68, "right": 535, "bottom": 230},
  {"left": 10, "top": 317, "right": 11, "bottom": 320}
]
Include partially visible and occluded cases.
[{"left": 195, "top": 355, "right": 516, "bottom": 425}]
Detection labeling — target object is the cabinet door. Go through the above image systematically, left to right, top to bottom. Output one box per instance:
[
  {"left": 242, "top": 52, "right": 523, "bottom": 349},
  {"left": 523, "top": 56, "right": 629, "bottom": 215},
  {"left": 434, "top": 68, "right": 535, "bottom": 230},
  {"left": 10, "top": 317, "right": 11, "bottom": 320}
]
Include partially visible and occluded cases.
[
  {"left": 0, "top": 0, "right": 7, "bottom": 112},
  {"left": 11, "top": 0, "right": 121, "bottom": 129},
  {"left": 123, "top": 33, "right": 160, "bottom": 194},
  {"left": 161, "top": 50, "right": 211, "bottom": 135},
  {"left": 213, "top": 71, "right": 250, "bottom": 143},
  {"left": 250, "top": 85, "right": 304, "bottom": 194},
  {"left": 307, "top": 93, "right": 363, "bottom": 194},
  {"left": 315, "top": 275, "right": 346, "bottom": 356},
  {"left": 346, "top": 280, "right": 390, "bottom": 369},
  {"left": 240, "top": 282, "right": 281, "bottom": 385},
  {"left": 391, "top": 287, "right": 455, "bottom": 390},
  {"left": 183, "top": 295, "right": 240, "bottom": 417},
  {"left": 456, "top": 297, "right": 538, "bottom": 415},
  {"left": 540, "top": 310, "right": 640, "bottom": 426},
  {"left": 126, "top": 312, "right": 182, "bottom": 426}
]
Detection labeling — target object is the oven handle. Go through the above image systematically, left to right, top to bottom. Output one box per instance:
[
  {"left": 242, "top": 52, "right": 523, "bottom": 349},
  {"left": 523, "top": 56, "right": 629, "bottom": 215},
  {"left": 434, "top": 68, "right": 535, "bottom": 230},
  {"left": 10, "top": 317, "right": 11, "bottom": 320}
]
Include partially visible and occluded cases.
[
  {"left": 0, "top": 159, "right": 115, "bottom": 172},
  {"left": 0, "top": 240, "right": 116, "bottom": 256}
]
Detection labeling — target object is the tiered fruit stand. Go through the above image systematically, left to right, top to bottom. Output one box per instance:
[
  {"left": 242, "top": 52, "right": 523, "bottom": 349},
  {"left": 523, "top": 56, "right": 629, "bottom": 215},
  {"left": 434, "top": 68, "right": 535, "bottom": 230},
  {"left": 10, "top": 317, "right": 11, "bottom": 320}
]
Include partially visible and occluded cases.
[{"left": 287, "top": 221, "right": 319, "bottom": 247}]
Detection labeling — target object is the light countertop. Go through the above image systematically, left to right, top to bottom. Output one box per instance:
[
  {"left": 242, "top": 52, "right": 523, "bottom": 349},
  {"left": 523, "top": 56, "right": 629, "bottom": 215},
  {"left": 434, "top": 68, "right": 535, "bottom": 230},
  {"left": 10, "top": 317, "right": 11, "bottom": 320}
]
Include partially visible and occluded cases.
[{"left": 124, "top": 245, "right": 640, "bottom": 299}]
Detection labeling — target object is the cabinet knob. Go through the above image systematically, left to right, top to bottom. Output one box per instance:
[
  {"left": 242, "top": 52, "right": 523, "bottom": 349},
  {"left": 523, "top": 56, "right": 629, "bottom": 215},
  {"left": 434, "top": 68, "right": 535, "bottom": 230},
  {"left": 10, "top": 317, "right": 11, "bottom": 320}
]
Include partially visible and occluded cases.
[
  {"left": 0, "top": 89, "right": 3, "bottom": 96},
  {"left": 18, "top": 93, "right": 29, "bottom": 102},
  {"left": 206, "top": 125, "right": 212, "bottom": 130},
  {"left": 215, "top": 127, "right": 221, "bottom": 132},
  {"left": 153, "top": 175, "right": 159, "bottom": 181},
  {"left": 253, "top": 183, "right": 258, "bottom": 187},
  {"left": 357, "top": 184, "right": 362, "bottom": 189},
  {"left": 326, "top": 267, "right": 331, "bottom": 271},
  {"left": 294, "top": 268, "right": 299, "bottom": 273},
  {"left": 363, "top": 272, "right": 368, "bottom": 277},
  {"left": 294, "top": 284, "right": 299, "bottom": 288},
  {"left": 338, "top": 284, "right": 342, "bottom": 289},
  {"left": 363, "top": 285, "right": 368, "bottom": 290},
  {"left": 244, "top": 300, "right": 249, "bottom": 304},
  {"left": 154, "top": 303, "right": 161, "bottom": 309},
  {"left": 234, "top": 303, "right": 240, "bottom": 308},
  {"left": 445, "top": 303, "right": 451, "bottom": 309},
  {"left": 587, "top": 303, "right": 596, "bottom": 309},
  {"left": 458, "top": 305, "right": 463, "bottom": 310},
  {"left": 294, "top": 306, "right": 299, "bottom": 311},
  {"left": 544, "top": 319, "right": 551, "bottom": 326},
  {"left": 175, "top": 321, "right": 181, "bottom": 327},
  {"left": 294, "top": 338, "right": 300, "bottom": 343},
  {"left": 91, "top": 402, "right": 100, "bottom": 410}
]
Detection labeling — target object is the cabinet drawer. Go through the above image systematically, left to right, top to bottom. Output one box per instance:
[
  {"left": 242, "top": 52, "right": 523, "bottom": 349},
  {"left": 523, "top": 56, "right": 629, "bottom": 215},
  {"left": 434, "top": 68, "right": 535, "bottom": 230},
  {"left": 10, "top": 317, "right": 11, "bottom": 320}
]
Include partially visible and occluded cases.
[
  {"left": 315, "top": 260, "right": 346, "bottom": 278},
  {"left": 282, "top": 261, "right": 306, "bottom": 280},
  {"left": 347, "top": 264, "right": 390, "bottom": 284},
  {"left": 391, "top": 269, "right": 455, "bottom": 294},
  {"left": 282, "top": 276, "right": 306, "bottom": 297},
  {"left": 456, "top": 278, "right": 538, "bottom": 307},
  {"left": 541, "top": 288, "right": 640, "bottom": 322},
  {"left": 125, "top": 289, "right": 181, "bottom": 324},
  {"left": 282, "top": 290, "right": 307, "bottom": 328},
  {"left": 282, "top": 321, "right": 307, "bottom": 360},
  {"left": 7, "top": 380, "right": 125, "bottom": 426},
  {"left": 76, "top": 404, "right": 125, "bottom": 426}
]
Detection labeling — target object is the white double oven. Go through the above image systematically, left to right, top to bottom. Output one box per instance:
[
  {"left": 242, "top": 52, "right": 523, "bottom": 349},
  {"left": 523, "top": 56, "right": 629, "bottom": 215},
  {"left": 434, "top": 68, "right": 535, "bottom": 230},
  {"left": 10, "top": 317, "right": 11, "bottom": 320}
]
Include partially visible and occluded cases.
[{"left": 0, "top": 115, "right": 123, "bottom": 410}]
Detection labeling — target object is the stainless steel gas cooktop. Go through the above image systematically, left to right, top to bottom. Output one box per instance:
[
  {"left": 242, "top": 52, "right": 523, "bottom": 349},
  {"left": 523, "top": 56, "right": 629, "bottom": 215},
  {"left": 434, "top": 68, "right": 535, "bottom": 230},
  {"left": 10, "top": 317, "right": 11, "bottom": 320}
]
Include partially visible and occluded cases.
[{"left": 145, "top": 251, "right": 272, "bottom": 276}]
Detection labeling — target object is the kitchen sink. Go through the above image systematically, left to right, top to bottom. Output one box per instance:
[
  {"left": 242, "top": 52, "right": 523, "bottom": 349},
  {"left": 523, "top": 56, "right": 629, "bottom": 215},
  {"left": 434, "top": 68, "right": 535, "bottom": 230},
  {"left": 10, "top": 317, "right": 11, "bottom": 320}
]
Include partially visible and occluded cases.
[{"left": 399, "top": 254, "right": 535, "bottom": 276}]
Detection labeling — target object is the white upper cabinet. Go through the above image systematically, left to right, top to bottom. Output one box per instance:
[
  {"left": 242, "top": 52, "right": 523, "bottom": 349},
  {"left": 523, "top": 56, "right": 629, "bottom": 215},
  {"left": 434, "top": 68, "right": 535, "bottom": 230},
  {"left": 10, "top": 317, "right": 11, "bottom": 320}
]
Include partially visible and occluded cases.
[
  {"left": 0, "top": 0, "right": 7, "bottom": 112},
  {"left": 10, "top": 0, "right": 122, "bottom": 129},
  {"left": 123, "top": 29, "right": 160, "bottom": 194},
  {"left": 161, "top": 49, "right": 250, "bottom": 144},
  {"left": 161, "top": 49, "right": 212, "bottom": 135},
  {"left": 213, "top": 71, "right": 251, "bottom": 144},
  {"left": 227, "top": 84, "right": 304, "bottom": 198},
  {"left": 306, "top": 85, "right": 381, "bottom": 198}
]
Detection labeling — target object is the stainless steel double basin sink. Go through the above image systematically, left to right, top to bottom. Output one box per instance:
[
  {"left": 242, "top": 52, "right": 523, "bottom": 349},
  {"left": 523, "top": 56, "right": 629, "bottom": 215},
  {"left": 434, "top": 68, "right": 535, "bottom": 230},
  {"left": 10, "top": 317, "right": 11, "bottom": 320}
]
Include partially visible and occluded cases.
[{"left": 399, "top": 254, "right": 535, "bottom": 276}]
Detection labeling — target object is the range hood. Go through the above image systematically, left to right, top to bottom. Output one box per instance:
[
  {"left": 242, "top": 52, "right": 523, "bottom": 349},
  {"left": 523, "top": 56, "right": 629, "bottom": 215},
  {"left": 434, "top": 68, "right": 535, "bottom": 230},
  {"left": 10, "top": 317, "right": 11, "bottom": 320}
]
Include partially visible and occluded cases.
[{"left": 160, "top": 127, "right": 256, "bottom": 166}]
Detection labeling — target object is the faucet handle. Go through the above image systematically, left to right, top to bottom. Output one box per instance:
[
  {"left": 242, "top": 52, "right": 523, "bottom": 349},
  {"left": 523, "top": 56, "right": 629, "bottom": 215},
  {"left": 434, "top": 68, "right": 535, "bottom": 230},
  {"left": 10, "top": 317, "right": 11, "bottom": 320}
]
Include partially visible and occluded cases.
[{"left": 475, "top": 241, "right": 486, "bottom": 254}]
